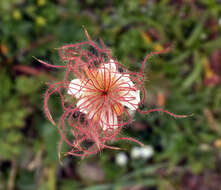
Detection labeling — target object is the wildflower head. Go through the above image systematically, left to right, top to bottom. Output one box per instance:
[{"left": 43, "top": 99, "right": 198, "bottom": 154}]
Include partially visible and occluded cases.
[
  {"left": 38, "top": 30, "right": 187, "bottom": 158},
  {"left": 68, "top": 58, "right": 140, "bottom": 131}
]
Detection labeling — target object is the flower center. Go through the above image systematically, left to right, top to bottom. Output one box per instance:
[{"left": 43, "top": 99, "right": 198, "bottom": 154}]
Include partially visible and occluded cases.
[
  {"left": 102, "top": 90, "right": 108, "bottom": 95},
  {"left": 103, "top": 91, "right": 108, "bottom": 95}
]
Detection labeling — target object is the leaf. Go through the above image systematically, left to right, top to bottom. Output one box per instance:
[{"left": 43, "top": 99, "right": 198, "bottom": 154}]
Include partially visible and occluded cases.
[
  {"left": 186, "top": 13, "right": 208, "bottom": 47},
  {"left": 182, "top": 52, "right": 203, "bottom": 89}
]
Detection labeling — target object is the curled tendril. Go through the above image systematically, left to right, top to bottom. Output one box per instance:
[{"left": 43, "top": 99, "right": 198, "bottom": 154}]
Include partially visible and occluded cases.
[{"left": 37, "top": 30, "right": 188, "bottom": 159}]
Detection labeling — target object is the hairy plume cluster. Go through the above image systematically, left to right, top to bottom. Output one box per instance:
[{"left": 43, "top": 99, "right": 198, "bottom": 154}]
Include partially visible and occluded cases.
[{"left": 37, "top": 31, "right": 187, "bottom": 158}]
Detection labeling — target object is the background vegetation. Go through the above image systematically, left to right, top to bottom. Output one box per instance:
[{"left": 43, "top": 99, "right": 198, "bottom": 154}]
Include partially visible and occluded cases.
[{"left": 1, "top": 0, "right": 221, "bottom": 189}]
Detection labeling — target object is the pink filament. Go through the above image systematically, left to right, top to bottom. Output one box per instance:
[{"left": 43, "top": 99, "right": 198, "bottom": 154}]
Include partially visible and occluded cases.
[{"left": 40, "top": 34, "right": 187, "bottom": 158}]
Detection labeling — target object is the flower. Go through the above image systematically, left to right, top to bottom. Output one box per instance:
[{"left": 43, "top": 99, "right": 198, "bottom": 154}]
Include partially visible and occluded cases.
[
  {"left": 219, "top": 18, "right": 221, "bottom": 26},
  {"left": 38, "top": 29, "right": 187, "bottom": 158},
  {"left": 67, "top": 59, "right": 140, "bottom": 131},
  {"left": 131, "top": 146, "right": 154, "bottom": 160},
  {"left": 140, "top": 146, "right": 154, "bottom": 159},
  {"left": 130, "top": 147, "right": 141, "bottom": 159},
  {"left": 115, "top": 152, "right": 128, "bottom": 166}
]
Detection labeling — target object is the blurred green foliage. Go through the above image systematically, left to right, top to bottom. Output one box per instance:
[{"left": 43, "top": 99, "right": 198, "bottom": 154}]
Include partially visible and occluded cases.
[{"left": 1, "top": 0, "right": 221, "bottom": 190}]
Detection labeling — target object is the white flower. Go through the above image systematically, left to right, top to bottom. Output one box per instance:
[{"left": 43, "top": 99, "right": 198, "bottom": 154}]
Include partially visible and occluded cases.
[
  {"left": 219, "top": 18, "right": 221, "bottom": 26},
  {"left": 67, "top": 59, "right": 140, "bottom": 130},
  {"left": 131, "top": 146, "right": 154, "bottom": 160},
  {"left": 140, "top": 146, "right": 154, "bottom": 159},
  {"left": 130, "top": 147, "right": 141, "bottom": 159},
  {"left": 115, "top": 152, "right": 128, "bottom": 166}
]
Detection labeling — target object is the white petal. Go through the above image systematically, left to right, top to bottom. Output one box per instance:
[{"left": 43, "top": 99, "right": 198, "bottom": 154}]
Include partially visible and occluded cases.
[
  {"left": 103, "top": 59, "right": 117, "bottom": 72},
  {"left": 116, "top": 74, "right": 140, "bottom": 110},
  {"left": 118, "top": 74, "right": 134, "bottom": 89},
  {"left": 68, "top": 79, "right": 85, "bottom": 98},
  {"left": 120, "top": 90, "right": 140, "bottom": 110},
  {"left": 134, "top": 90, "right": 141, "bottom": 104},
  {"left": 76, "top": 95, "right": 101, "bottom": 119},
  {"left": 76, "top": 97, "right": 90, "bottom": 114},
  {"left": 87, "top": 108, "right": 97, "bottom": 120},
  {"left": 100, "top": 110, "right": 118, "bottom": 130},
  {"left": 130, "top": 146, "right": 154, "bottom": 160},
  {"left": 140, "top": 146, "right": 154, "bottom": 159},
  {"left": 130, "top": 147, "right": 142, "bottom": 159},
  {"left": 115, "top": 153, "right": 128, "bottom": 166}
]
